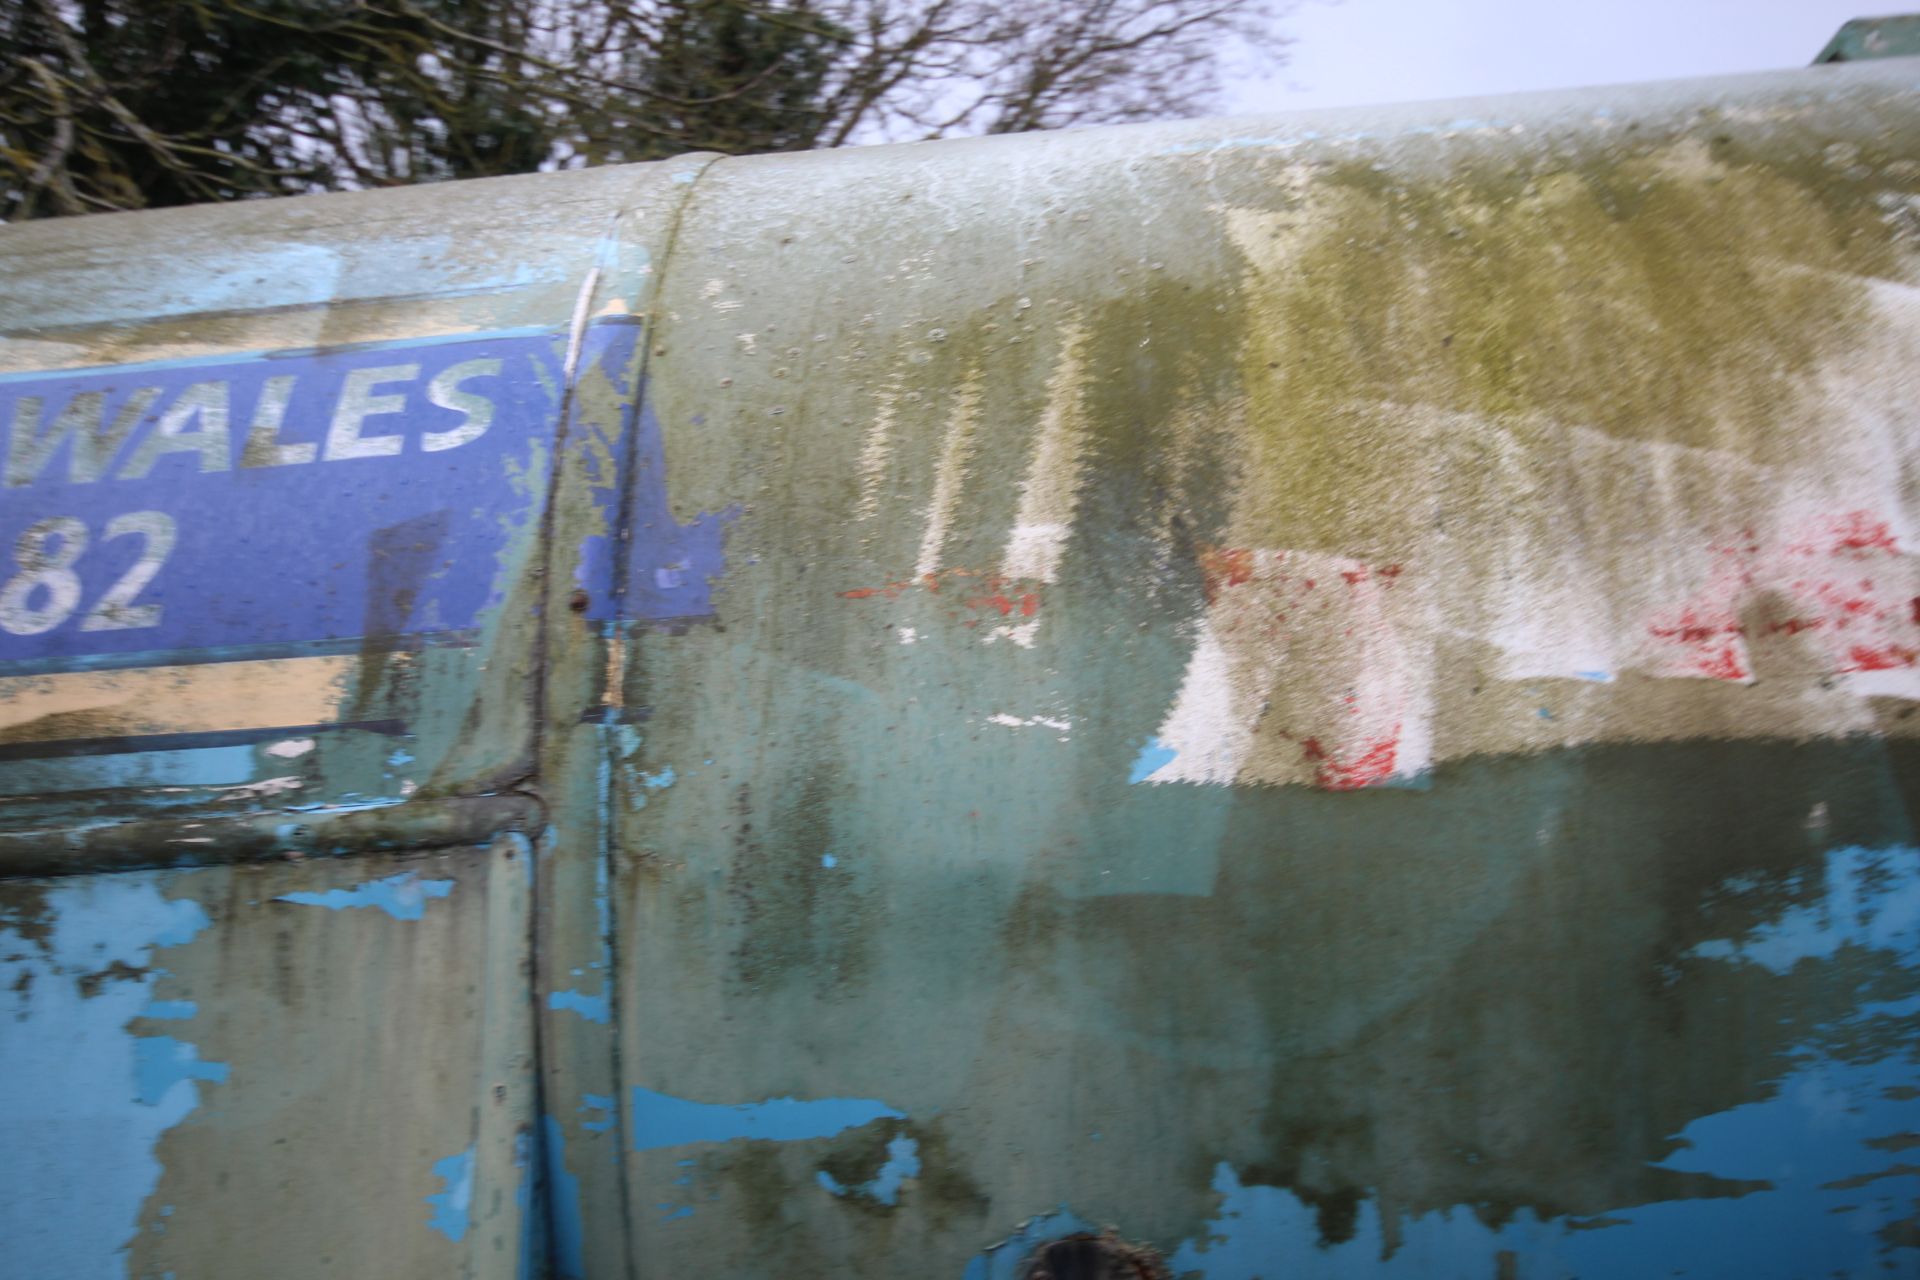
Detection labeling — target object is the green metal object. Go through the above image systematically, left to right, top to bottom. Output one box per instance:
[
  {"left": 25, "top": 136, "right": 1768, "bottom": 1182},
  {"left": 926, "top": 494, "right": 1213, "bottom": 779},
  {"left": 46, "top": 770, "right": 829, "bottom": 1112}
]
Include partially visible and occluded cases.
[
  {"left": 1814, "top": 14, "right": 1920, "bottom": 62},
  {"left": 5, "top": 53, "right": 1920, "bottom": 1280}
]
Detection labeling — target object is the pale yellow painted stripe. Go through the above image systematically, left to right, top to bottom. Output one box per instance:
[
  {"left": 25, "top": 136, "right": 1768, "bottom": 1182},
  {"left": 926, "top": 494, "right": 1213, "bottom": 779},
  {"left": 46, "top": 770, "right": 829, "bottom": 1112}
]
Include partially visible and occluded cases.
[{"left": 0, "top": 655, "right": 359, "bottom": 744}]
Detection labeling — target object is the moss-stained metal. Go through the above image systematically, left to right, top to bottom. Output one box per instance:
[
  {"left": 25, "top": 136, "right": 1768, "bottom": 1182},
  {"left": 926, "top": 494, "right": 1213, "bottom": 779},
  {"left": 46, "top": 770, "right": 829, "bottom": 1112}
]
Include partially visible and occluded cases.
[
  {"left": 4, "top": 47, "right": 1920, "bottom": 1280},
  {"left": 610, "top": 55, "right": 1920, "bottom": 1278}
]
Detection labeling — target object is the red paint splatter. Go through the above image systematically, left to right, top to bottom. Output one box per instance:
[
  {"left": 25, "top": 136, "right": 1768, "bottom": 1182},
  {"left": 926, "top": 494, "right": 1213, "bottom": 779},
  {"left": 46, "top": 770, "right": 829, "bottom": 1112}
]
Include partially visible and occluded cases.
[
  {"left": 1643, "top": 509, "right": 1920, "bottom": 683},
  {"left": 1829, "top": 511, "right": 1899, "bottom": 555},
  {"left": 1199, "top": 547, "right": 1256, "bottom": 602},
  {"left": 1846, "top": 644, "right": 1918, "bottom": 672},
  {"left": 1696, "top": 645, "right": 1750, "bottom": 682},
  {"left": 1307, "top": 733, "right": 1400, "bottom": 790}
]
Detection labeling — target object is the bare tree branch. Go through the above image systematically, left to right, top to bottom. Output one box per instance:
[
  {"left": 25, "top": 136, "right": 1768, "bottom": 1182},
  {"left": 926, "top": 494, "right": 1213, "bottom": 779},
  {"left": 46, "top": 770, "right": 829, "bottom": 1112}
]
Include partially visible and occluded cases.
[{"left": 1, "top": 0, "right": 1290, "bottom": 219}]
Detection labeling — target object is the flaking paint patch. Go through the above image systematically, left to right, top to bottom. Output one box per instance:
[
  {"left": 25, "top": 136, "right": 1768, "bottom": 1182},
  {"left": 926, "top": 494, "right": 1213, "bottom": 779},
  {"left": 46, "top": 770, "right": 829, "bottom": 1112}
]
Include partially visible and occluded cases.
[
  {"left": 0, "top": 744, "right": 256, "bottom": 798},
  {"left": 1689, "top": 844, "right": 1920, "bottom": 975},
  {"left": 275, "top": 871, "right": 454, "bottom": 921},
  {"left": 0, "top": 874, "right": 217, "bottom": 1278},
  {"left": 547, "top": 989, "right": 612, "bottom": 1024},
  {"left": 132, "top": 1036, "right": 230, "bottom": 1105},
  {"left": 631, "top": 1086, "right": 906, "bottom": 1152},
  {"left": 541, "top": 1116, "right": 587, "bottom": 1280},
  {"left": 817, "top": 1134, "right": 921, "bottom": 1207},
  {"left": 424, "top": 1145, "right": 475, "bottom": 1242}
]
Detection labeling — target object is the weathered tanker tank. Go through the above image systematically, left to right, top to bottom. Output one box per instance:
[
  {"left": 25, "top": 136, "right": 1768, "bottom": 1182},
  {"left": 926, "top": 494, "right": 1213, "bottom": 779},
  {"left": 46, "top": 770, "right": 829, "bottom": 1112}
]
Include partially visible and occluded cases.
[{"left": 4, "top": 30, "right": 1920, "bottom": 1280}]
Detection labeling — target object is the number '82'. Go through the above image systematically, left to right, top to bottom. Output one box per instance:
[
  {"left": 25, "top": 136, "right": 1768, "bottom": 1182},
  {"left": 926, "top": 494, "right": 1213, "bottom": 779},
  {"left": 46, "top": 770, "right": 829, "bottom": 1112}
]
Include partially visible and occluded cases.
[{"left": 0, "top": 512, "right": 175, "bottom": 636}]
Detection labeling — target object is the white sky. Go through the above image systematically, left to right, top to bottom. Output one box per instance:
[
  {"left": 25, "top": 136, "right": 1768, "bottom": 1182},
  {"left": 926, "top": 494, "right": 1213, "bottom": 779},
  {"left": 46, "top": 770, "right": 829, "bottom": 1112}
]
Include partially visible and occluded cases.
[{"left": 1225, "top": 0, "right": 1878, "bottom": 114}]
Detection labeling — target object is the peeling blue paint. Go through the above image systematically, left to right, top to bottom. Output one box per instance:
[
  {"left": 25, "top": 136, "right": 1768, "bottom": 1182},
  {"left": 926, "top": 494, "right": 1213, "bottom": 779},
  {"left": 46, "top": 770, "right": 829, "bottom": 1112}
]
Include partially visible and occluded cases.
[
  {"left": 581, "top": 401, "right": 741, "bottom": 625},
  {"left": 1128, "top": 737, "right": 1178, "bottom": 784},
  {"left": 0, "top": 745, "right": 257, "bottom": 798},
  {"left": 641, "top": 766, "right": 675, "bottom": 790},
  {"left": 1157, "top": 843, "right": 1920, "bottom": 1278},
  {"left": 1689, "top": 844, "right": 1920, "bottom": 973},
  {"left": 821, "top": 854, "right": 838, "bottom": 869},
  {"left": 276, "top": 871, "right": 454, "bottom": 921},
  {"left": 0, "top": 874, "right": 217, "bottom": 1277},
  {"left": 547, "top": 989, "right": 612, "bottom": 1024},
  {"left": 140, "top": 1000, "right": 199, "bottom": 1020},
  {"left": 132, "top": 1036, "right": 230, "bottom": 1106},
  {"left": 631, "top": 1086, "right": 906, "bottom": 1151},
  {"left": 580, "top": 1093, "right": 617, "bottom": 1134},
  {"left": 542, "top": 1116, "right": 587, "bottom": 1280},
  {"left": 515, "top": 1127, "right": 542, "bottom": 1280},
  {"left": 818, "top": 1135, "right": 920, "bottom": 1206},
  {"left": 424, "top": 1146, "right": 475, "bottom": 1242}
]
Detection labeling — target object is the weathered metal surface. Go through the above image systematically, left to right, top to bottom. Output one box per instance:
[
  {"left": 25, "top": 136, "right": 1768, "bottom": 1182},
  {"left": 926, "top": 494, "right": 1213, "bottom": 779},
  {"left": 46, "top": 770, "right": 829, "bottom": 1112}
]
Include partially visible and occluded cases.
[
  {"left": 1816, "top": 15, "right": 1920, "bottom": 64},
  {"left": 4, "top": 49, "right": 1920, "bottom": 1280},
  {"left": 599, "top": 56, "right": 1920, "bottom": 1278},
  {"left": 0, "top": 159, "right": 711, "bottom": 1276},
  {"left": 0, "top": 792, "right": 540, "bottom": 878},
  {"left": 2, "top": 838, "right": 533, "bottom": 1277}
]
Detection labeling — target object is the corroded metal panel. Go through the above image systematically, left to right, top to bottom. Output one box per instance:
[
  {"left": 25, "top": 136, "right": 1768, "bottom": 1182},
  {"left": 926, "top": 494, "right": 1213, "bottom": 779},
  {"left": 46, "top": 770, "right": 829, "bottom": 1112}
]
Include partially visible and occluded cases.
[
  {"left": 603, "top": 58, "right": 1920, "bottom": 1276},
  {"left": 0, "top": 159, "right": 711, "bottom": 1276},
  {"left": 1, "top": 839, "right": 532, "bottom": 1277}
]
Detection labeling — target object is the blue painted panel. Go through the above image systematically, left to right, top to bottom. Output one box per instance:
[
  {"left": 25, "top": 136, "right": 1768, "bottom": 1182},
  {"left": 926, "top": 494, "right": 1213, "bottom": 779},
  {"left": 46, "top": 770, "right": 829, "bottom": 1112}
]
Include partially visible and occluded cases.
[{"left": 0, "top": 328, "right": 604, "bottom": 667}]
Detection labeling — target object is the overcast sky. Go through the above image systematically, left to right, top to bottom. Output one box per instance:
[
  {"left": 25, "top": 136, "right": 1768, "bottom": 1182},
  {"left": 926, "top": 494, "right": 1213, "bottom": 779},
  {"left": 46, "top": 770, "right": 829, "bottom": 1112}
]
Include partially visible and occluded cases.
[{"left": 1225, "top": 0, "right": 1877, "bottom": 114}]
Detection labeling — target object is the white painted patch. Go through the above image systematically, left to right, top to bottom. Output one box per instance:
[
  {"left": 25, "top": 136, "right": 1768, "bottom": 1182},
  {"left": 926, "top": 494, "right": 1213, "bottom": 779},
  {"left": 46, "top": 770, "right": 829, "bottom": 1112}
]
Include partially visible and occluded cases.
[
  {"left": 1000, "top": 323, "right": 1090, "bottom": 584},
  {"left": 914, "top": 375, "right": 982, "bottom": 579},
  {"left": 856, "top": 378, "right": 902, "bottom": 521},
  {"left": 1145, "top": 551, "right": 1427, "bottom": 790},
  {"left": 1139, "top": 619, "right": 1248, "bottom": 785},
  {"left": 982, "top": 620, "right": 1042, "bottom": 648},
  {"left": 896, "top": 627, "right": 919, "bottom": 645},
  {"left": 986, "top": 712, "right": 1071, "bottom": 740},
  {"left": 987, "top": 713, "right": 1070, "bottom": 731},
  {"left": 264, "top": 738, "right": 316, "bottom": 759}
]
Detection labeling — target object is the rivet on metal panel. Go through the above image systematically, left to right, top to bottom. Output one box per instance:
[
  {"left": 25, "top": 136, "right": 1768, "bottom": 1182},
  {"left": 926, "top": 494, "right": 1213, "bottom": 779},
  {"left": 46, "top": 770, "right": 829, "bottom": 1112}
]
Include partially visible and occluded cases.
[{"left": 1023, "top": 1231, "right": 1169, "bottom": 1280}]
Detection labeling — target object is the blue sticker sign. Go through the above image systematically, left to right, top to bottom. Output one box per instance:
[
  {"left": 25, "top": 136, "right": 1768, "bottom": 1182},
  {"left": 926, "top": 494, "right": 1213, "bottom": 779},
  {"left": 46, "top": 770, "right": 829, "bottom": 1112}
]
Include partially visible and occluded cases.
[{"left": 0, "top": 328, "right": 587, "bottom": 669}]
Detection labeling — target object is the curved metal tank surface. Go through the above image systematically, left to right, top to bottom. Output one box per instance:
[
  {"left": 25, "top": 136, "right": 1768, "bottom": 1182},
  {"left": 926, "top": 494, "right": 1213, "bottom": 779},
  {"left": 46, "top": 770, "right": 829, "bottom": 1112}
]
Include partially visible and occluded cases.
[{"left": 3, "top": 51, "right": 1920, "bottom": 1280}]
